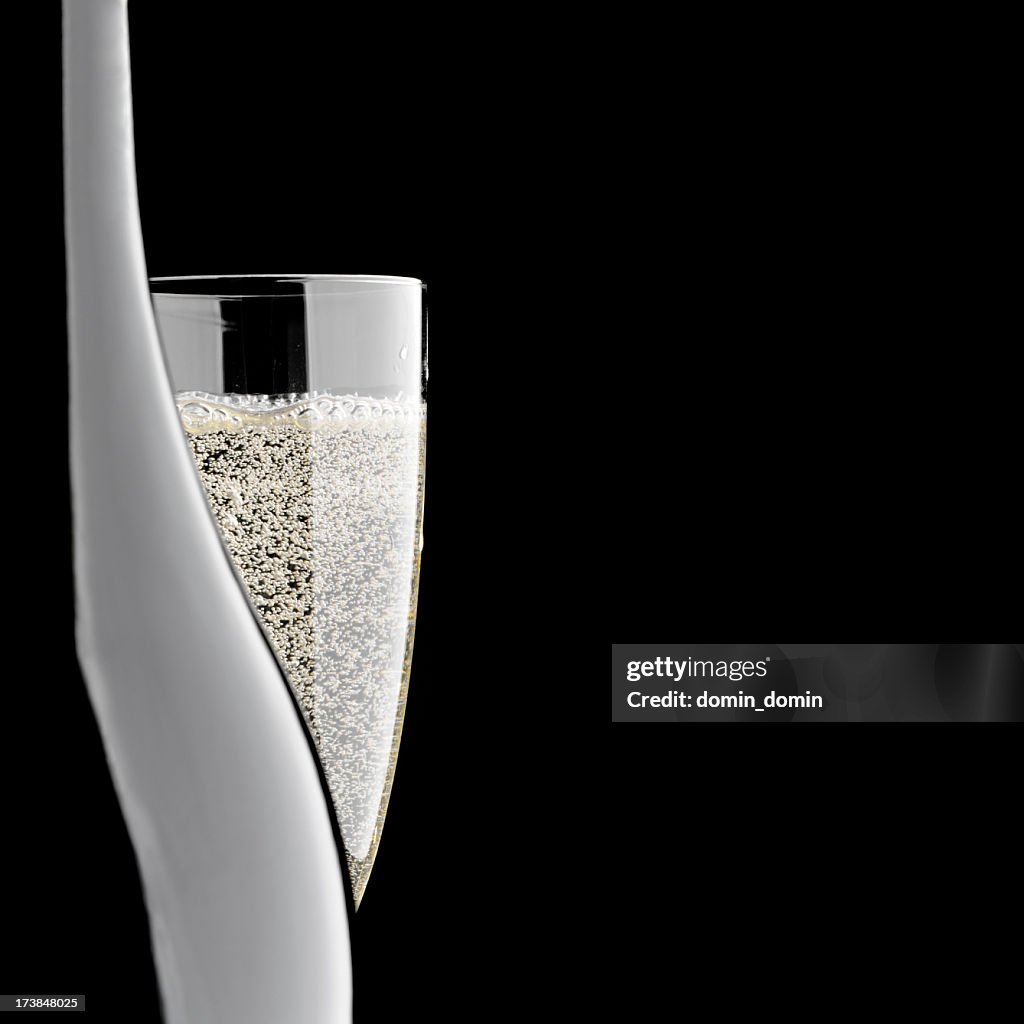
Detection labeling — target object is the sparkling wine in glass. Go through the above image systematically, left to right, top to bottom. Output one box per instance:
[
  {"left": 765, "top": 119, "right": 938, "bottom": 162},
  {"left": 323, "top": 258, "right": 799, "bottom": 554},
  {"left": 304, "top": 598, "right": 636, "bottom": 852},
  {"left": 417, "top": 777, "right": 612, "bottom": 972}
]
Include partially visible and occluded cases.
[{"left": 153, "top": 275, "right": 426, "bottom": 907}]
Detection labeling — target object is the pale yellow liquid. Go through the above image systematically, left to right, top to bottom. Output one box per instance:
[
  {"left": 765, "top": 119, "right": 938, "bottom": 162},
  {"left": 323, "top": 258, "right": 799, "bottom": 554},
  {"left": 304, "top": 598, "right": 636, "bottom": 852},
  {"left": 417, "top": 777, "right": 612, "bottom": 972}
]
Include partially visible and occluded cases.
[{"left": 179, "top": 392, "right": 425, "bottom": 907}]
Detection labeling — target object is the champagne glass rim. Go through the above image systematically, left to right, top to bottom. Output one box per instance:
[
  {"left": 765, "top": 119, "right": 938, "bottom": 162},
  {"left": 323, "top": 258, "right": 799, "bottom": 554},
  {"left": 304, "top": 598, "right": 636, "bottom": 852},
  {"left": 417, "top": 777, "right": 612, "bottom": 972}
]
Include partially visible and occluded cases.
[{"left": 151, "top": 273, "right": 423, "bottom": 290}]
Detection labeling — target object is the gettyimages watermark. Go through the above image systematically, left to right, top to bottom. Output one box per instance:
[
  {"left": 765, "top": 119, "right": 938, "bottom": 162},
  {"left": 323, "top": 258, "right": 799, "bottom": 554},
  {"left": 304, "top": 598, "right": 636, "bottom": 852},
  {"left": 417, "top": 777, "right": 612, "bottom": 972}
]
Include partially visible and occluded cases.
[
  {"left": 613, "top": 644, "right": 1024, "bottom": 722},
  {"left": 624, "top": 656, "right": 823, "bottom": 710}
]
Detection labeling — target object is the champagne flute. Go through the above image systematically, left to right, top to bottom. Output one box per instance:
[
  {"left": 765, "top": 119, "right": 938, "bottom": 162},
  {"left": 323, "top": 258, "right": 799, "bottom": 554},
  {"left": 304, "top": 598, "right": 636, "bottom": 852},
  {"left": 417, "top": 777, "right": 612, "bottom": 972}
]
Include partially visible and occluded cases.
[{"left": 152, "top": 275, "right": 426, "bottom": 907}]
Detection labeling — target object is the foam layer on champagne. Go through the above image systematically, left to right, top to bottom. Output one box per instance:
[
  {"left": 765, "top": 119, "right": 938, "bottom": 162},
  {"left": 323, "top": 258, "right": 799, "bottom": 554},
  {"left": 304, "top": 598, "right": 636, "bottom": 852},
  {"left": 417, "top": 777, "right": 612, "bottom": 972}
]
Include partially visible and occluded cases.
[{"left": 178, "top": 391, "right": 424, "bottom": 906}]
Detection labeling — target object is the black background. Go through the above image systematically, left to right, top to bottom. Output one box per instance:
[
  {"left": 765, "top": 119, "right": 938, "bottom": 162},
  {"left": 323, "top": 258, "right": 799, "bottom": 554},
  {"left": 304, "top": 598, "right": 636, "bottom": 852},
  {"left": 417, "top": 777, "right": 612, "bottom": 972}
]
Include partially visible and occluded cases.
[
  {"left": 3, "top": 3, "right": 539, "bottom": 1020},
  {"left": 4, "top": 3, "right": 1019, "bottom": 1020}
]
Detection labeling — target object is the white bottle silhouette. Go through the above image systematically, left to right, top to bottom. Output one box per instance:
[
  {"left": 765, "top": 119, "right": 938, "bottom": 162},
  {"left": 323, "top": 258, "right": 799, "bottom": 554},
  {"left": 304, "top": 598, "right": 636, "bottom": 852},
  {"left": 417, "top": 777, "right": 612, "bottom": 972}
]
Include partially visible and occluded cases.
[{"left": 63, "top": 3, "right": 352, "bottom": 1020}]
